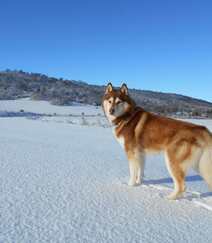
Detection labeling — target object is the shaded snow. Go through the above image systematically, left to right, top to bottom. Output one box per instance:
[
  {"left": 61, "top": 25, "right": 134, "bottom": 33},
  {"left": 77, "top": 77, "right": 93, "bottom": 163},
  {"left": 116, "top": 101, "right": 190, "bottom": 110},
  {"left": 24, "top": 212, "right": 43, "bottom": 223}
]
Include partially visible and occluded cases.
[{"left": 0, "top": 100, "right": 212, "bottom": 242}]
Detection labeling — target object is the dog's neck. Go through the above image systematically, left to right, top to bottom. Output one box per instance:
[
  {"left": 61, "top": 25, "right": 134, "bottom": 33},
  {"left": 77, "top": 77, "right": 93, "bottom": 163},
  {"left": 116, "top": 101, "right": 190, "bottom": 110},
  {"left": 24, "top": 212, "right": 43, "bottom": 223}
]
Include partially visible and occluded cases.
[{"left": 111, "top": 106, "right": 143, "bottom": 127}]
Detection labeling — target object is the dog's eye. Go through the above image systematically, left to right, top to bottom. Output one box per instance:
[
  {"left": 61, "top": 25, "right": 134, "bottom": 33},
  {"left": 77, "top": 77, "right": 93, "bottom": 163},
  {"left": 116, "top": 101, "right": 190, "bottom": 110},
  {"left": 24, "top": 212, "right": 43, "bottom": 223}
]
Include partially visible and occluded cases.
[{"left": 108, "top": 100, "right": 112, "bottom": 104}]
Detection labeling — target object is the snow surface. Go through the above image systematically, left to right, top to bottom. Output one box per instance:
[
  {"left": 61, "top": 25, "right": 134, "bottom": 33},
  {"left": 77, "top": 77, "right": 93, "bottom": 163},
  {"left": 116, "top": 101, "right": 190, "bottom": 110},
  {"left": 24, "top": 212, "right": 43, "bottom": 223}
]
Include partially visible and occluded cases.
[
  {"left": 0, "top": 98, "right": 103, "bottom": 116},
  {"left": 1, "top": 99, "right": 212, "bottom": 243}
]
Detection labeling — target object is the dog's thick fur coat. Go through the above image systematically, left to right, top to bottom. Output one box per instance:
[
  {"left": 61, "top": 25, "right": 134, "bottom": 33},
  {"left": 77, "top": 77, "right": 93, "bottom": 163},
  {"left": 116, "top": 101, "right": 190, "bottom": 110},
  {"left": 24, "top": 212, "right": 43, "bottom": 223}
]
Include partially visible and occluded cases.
[{"left": 102, "top": 83, "right": 212, "bottom": 199}]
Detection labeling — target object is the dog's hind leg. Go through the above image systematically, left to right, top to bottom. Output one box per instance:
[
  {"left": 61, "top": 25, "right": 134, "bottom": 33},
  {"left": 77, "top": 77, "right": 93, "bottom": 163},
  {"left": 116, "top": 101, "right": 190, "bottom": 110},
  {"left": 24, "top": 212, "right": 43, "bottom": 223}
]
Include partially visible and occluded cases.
[
  {"left": 165, "top": 142, "right": 203, "bottom": 200},
  {"left": 127, "top": 150, "right": 145, "bottom": 186},
  {"left": 165, "top": 151, "right": 186, "bottom": 200}
]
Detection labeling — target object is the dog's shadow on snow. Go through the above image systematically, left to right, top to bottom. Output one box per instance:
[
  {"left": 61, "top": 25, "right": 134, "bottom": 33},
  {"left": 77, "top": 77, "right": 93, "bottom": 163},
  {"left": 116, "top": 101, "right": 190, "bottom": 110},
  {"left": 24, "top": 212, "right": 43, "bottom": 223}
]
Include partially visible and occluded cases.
[
  {"left": 144, "top": 175, "right": 212, "bottom": 198},
  {"left": 144, "top": 175, "right": 202, "bottom": 184}
]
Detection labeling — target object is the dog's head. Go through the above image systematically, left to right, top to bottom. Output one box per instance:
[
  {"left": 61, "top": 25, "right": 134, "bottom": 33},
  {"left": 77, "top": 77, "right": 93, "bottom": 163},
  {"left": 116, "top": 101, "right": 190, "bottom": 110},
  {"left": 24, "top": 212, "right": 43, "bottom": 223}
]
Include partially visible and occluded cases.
[{"left": 102, "top": 83, "right": 135, "bottom": 123}]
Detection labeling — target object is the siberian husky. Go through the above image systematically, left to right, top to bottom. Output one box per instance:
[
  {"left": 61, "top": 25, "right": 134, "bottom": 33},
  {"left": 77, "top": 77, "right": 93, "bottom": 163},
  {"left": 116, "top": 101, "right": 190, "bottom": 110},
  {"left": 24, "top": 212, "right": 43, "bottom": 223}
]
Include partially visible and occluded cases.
[{"left": 102, "top": 83, "right": 212, "bottom": 199}]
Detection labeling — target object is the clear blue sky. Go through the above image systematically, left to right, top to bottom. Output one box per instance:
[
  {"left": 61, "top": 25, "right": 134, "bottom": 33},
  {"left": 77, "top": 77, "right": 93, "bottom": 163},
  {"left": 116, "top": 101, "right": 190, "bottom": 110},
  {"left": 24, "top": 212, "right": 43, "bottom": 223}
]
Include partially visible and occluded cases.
[{"left": 0, "top": 0, "right": 212, "bottom": 101}]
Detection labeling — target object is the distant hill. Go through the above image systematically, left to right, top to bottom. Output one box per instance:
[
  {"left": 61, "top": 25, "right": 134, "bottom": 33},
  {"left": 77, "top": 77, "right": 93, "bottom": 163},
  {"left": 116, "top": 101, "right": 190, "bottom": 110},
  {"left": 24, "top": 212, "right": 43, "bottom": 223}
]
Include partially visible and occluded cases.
[{"left": 0, "top": 69, "right": 212, "bottom": 118}]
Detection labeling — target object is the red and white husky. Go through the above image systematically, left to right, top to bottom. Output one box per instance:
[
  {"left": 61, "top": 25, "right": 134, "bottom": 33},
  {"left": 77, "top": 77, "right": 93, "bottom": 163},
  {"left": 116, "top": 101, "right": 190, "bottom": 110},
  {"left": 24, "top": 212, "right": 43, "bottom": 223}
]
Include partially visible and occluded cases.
[{"left": 102, "top": 83, "right": 212, "bottom": 199}]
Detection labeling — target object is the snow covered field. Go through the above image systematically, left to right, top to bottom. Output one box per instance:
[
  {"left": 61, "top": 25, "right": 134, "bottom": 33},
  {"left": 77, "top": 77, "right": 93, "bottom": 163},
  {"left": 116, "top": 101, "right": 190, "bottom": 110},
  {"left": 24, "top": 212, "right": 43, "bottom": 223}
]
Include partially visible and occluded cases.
[
  {"left": 0, "top": 98, "right": 103, "bottom": 116},
  {"left": 1, "top": 99, "right": 212, "bottom": 243}
]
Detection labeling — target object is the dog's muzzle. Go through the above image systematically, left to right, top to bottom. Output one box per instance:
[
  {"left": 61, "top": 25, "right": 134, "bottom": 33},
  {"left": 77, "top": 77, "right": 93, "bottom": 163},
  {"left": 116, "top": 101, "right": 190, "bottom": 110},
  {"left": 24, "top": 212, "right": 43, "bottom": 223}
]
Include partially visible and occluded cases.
[{"left": 109, "top": 108, "right": 115, "bottom": 115}]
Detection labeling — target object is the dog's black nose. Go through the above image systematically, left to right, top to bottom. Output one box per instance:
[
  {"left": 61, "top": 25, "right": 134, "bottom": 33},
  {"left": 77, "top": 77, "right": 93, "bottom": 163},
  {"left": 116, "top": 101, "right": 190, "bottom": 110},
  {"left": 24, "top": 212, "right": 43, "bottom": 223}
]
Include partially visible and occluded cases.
[{"left": 110, "top": 108, "right": 115, "bottom": 115}]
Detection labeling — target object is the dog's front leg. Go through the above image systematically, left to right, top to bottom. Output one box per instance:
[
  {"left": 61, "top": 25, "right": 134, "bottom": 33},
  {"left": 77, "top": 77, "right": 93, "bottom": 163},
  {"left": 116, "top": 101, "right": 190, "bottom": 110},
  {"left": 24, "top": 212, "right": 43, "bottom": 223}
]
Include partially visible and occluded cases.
[
  {"left": 127, "top": 151, "right": 145, "bottom": 186},
  {"left": 128, "top": 161, "right": 137, "bottom": 186}
]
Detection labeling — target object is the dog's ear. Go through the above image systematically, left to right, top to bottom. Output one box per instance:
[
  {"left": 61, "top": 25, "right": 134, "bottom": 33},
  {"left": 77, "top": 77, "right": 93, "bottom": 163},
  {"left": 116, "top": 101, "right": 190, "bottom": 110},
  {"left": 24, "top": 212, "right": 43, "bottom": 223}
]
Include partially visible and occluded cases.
[
  {"left": 105, "top": 82, "right": 113, "bottom": 94},
  {"left": 120, "top": 83, "right": 128, "bottom": 95}
]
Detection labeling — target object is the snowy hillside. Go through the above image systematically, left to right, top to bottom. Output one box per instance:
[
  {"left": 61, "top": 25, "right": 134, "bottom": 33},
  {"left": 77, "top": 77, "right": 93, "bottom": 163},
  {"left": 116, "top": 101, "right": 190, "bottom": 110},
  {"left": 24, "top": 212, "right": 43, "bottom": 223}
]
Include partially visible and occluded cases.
[
  {"left": 1, "top": 70, "right": 212, "bottom": 118},
  {"left": 1, "top": 100, "right": 212, "bottom": 242}
]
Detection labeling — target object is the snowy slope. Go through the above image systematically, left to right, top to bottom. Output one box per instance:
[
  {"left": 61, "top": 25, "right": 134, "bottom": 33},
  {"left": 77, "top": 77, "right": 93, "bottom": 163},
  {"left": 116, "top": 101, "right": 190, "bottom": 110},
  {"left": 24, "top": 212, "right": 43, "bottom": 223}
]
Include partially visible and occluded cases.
[
  {"left": 0, "top": 98, "right": 103, "bottom": 116},
  {"left": 1, "top": 102, "right": 212, "bottom": 242}
]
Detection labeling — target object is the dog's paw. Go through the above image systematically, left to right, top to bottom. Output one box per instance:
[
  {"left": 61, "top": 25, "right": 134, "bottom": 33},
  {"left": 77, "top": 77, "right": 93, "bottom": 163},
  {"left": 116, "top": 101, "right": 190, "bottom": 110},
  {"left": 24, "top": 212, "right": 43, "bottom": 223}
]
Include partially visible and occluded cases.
[
  {"left": 136, "top": 178, "right": 142, "bottom": 185},
  {"left": 128, "top": 180, "right": 137, "bottom": 186},
  {"left": 167, "top": 191, "right": 183, "bottom": 200},
  {"left": 167, "top": 193, "right": 178, "bottom": 200}
]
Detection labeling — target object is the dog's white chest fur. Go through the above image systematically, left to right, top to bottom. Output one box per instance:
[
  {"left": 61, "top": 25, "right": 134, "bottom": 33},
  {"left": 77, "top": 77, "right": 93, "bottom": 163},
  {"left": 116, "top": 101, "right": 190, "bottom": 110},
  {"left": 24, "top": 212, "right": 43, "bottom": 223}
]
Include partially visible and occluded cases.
[{"left": 112, "top": 127, "right": 125, "bottom": 148}]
